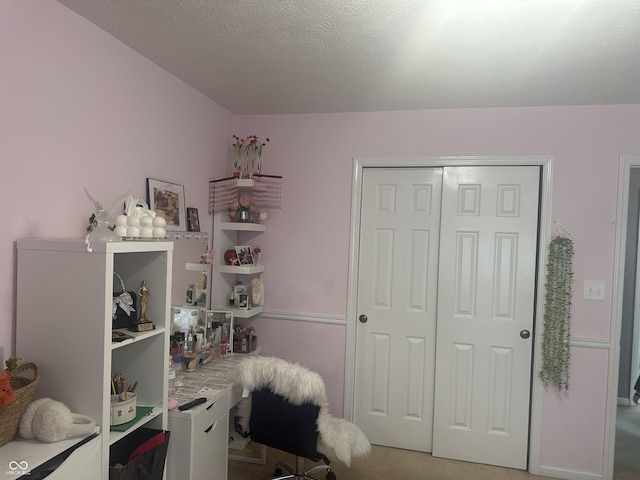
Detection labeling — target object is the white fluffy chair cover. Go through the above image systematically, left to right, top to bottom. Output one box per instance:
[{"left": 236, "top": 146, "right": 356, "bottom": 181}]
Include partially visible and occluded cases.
[{"left": 236, "top": 355, "right": 371, "bottom": 467}]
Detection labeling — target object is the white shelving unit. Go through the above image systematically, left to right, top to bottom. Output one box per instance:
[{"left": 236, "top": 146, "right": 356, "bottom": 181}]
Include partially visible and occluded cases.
[
  {"left": 212, "top": 180, "right": 266, "bottom": 320},
  {"left": 15, "top": 239, "right": 173, "bottom": 479}
]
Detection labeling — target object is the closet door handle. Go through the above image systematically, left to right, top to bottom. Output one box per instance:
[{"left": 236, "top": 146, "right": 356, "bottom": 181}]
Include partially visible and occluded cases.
[
  {"left": 359, "top": 314, "right": 368, "bottom": 323},
  {"left": 520, "top": 329, "right": 530, "bottom": 339}
]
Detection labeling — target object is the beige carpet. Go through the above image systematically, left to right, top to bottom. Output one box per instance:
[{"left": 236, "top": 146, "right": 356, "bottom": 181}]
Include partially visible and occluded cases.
[
  {"left": 615, "top": 404, "right": 640, "bottom": 480},
  {"left": 229, "top": 407, "right": 640, "bottom": 480},
  {"left": 229, "top": 442, "right": 548, "bottom": 480}
]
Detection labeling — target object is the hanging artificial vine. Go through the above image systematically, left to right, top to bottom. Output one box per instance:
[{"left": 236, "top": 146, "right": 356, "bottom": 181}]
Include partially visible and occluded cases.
[{"left": 539, "top": 231, "right": 574, "bottom": 391}]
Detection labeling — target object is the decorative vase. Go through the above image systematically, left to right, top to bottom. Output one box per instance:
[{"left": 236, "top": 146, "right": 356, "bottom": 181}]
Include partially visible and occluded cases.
[
  {"left": 246, "top": 149, "right": 261, "bottom": 178},
  {"left": 233, "top": 151, "right": 243, "bottom": 178},
  {"left": 239, "top": 154, "right": 251, "bottom": 179},
  {"left": 237, "top": 208, "right": 250, "bottom": 223}
]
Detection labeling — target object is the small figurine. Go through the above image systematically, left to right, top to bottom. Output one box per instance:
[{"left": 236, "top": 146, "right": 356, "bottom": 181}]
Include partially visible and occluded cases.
[
  {"left": 129, "top": 280, "right": 154, "bottom": 332},
  {"left": 138, "top": 280, "right": 149, "bottom": 323}
]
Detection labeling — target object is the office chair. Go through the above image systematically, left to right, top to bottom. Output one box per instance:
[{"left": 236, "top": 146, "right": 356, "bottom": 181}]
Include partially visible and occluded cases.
[
  {"left": 236, "top": 356, "right": 370, "bottom": 480},
  {"left": 249, "top": 387, "right": 335, "bottom": 480}
]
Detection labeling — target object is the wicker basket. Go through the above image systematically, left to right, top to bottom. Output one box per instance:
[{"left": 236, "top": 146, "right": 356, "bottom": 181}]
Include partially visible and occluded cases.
[{"left": 0, "top": 362, "right": 39, "bottom": 447}]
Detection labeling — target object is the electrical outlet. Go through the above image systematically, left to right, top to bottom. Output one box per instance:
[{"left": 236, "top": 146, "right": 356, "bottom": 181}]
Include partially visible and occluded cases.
[{"left": 583, "top": 280, "right": 606, "bottom": 301}]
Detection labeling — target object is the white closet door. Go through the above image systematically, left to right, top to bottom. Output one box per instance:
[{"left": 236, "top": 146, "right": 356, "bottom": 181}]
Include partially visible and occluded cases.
[
  {"left": 432, "top": 166, "right": 540, "bottom": 469},
  {"left": 354, "top": 167, "right": 442, "bottom": 451}
]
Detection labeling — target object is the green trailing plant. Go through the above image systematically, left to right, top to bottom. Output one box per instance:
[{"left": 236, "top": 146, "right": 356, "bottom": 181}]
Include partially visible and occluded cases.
[{"left": 539, "top": 235, "right": 574, "bottom": 391}]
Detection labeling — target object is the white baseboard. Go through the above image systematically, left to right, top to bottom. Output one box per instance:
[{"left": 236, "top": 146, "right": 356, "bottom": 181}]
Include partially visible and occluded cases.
[{"left": 537, "top": 465, "right": 603, "bottom": 480}]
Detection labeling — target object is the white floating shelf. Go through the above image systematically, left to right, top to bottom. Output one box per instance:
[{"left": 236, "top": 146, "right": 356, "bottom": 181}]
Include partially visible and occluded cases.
[
  {"left": 219, "top": 222, "right": 265, "bottom": 232},
  {"left": 185, "top": 262, "right": 209, "bottom": 272},
  {"left": 217, "top": 265, "right": 264, "bottom": 274},
  {"left": 221, "top": 305, "right": 263, "bottom": 318}
]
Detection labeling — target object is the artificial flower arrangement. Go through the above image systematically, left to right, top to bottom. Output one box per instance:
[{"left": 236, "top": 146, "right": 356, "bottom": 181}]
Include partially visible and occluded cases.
[
  {"left": 232, "top": 135, "right": 270, "bottom": 178},
  {"left": 228, "top": 194, "right": 267, "bottom": 223}
]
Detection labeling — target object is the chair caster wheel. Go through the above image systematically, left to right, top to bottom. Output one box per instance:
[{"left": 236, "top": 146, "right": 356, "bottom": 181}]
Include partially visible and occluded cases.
[{"left": 326, "top": 471, "right": 337, "bottom": 480}]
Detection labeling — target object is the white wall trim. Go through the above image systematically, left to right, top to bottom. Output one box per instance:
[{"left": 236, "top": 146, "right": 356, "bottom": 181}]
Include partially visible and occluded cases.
[
  {"left": 344, "top": 155, "right": 553, "bottom": 477},
  {"left": 632, "top": 208, "right": 640, "bottom": 403},
  {"left": 261, "top": 311, "right": 347, "bottom": 325},
  {"left": 570, "top": 338, "right": 611, "bottom": 349},
  {"left": 538, "top": 465, "right": 604, "bottom": 480}
]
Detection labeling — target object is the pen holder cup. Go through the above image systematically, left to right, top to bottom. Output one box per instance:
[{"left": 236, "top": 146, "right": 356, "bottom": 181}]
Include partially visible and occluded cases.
[{"left": 110, "top": 393, "right": 137, "bottom": 426}]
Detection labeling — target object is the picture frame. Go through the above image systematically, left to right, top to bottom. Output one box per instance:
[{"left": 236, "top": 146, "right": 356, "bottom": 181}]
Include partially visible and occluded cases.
[
  {"left": 146, "top": 178, "right": 186, "bottom": 231},
  {"left": 187, "top": 207, "right": 200, "bottom": 232},
  {"left": 235, "top": 246, "right": 254, "bottom": 266}
]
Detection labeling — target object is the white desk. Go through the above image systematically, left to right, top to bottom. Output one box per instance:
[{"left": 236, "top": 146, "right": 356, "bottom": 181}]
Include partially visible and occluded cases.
[{"left": 165, "top": 353, "right": 265, "bottom": 480}]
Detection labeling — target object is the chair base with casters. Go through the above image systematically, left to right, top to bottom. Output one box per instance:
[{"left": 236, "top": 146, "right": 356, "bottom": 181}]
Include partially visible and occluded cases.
[
  {"left": 249, "top": 387, "right": 337, "bottom": 480},
  {"left": 273, "top": 456, "right": 335, "bottom": 480}
]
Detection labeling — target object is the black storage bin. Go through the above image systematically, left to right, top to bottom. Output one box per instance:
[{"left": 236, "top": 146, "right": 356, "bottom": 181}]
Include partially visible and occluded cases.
[{"left": 109, "top": 428, "right": 170, "bottom": 480}]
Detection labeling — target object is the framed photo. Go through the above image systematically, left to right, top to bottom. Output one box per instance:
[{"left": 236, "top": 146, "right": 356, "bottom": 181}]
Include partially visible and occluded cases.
[
  {"left": 146, "top": 178, "right": 186, "bottom": 231},
  {"left": 187, "top": 207, "right": 200, "bottom": 232},
  {"left": 235, "top": 246, "right": 254, "bottom": 265}
]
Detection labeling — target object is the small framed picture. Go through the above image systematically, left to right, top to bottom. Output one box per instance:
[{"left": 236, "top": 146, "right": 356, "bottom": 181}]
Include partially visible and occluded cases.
[
  {"left": 147, "top": 178, "right": 186, "bottom": 231},
  {"left": 187, "top": 207, "right": 200, "bottom": 232},
  {"left": 235, "top": 246, "right": 254, "bottom": 265}
]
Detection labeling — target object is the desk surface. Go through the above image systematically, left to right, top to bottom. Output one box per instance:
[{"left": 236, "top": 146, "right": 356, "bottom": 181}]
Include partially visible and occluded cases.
[{"left": 170, "top": 353, "right": 246, "bottom": 408}]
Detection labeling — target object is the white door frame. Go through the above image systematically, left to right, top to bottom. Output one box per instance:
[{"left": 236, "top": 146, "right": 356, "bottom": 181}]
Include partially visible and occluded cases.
[
  {"left": 345, "top": 155, "right": 553, "bottom": 474},
  {"left": 606, "top": 155, "right": 640, "bottom": 480},
  {"left": 632, "top": 213, "right": 640, "bottom": 403}
]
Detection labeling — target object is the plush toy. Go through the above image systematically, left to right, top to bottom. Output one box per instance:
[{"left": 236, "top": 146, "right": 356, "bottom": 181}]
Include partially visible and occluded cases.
[
  {"left": 0, "top": 372, "right": 16, "bottom": 408},
  {"left": 19, "top": 398, "right": 95, "bottom": 443}
]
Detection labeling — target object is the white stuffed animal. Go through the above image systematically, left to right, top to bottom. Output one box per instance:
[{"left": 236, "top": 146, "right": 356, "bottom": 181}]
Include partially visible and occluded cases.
[{"left": 20, "top": 398, "right": 96, "bottom": 443}]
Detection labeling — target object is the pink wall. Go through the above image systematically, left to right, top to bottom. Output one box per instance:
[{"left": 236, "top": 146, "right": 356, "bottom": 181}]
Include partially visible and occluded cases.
[
  {"left": 0, "top": 0, "right": 230, "bottom": 357},
  {"left": 3, "top": 1, "right": 640, "bottom": 477},
  {"left": 234, "top": 106, "right": 640, "bottom": 475},
  {"left": 244, "top": 316, "right": 347, "bottom": 415}
]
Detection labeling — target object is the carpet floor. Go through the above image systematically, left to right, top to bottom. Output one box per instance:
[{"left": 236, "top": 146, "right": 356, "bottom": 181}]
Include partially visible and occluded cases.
[
  {"left": 614, "top": 404, "right": 640, "bottom": 480},
  {"left": 228, "top": 406, "right": 640, "bottom": 480},
  {"left": 229, "top": 442, "right": 547, "bottom": 480}
]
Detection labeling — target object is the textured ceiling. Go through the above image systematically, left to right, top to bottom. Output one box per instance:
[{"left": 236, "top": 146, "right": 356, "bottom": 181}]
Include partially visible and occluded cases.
[{"left": 56, "top": 0, "right": 640, "bottom": 115}]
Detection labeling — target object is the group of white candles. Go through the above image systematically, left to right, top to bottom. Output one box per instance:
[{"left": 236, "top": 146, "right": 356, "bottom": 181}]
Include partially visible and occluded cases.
[{"left": 114, "top": 214, "right": 167, "bottom": 239}]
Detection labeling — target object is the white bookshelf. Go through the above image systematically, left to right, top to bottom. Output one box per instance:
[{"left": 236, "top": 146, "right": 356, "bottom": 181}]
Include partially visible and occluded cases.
[{"left": 16, "top": 239, "right": 173, "bottom": 479}]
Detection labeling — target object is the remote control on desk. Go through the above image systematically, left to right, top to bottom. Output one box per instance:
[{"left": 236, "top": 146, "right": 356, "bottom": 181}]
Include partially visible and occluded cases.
[{"left": 178, "top": 397, "right": 208, "bottom": 411}]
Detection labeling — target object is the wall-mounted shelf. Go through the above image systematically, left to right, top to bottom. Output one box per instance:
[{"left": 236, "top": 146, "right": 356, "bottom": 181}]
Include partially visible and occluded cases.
[
  {"left": 211, "top": 178, "right": 277, "bottom": 320},
  {"left": 219, "top": 222, "right": 265, "bottom": 232},
  {"left": 185, "top": 262, "right": 209, "bottom": 272},
  {"left": 217, "top": 264, "right": 264, "bottom": 275},
  {"left": 231, "top": 306, "right": 264, "bottom": 319}
]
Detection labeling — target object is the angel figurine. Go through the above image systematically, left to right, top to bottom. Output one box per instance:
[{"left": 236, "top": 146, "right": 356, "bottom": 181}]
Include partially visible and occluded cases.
[{"left": 84, "top": 188, "right": 128, "bottom": 252}]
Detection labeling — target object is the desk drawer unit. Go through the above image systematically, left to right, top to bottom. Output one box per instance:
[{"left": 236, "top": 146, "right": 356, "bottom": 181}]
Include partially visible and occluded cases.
[{"left": 167, "top": 395, "right": 229, "bottom": 480}]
